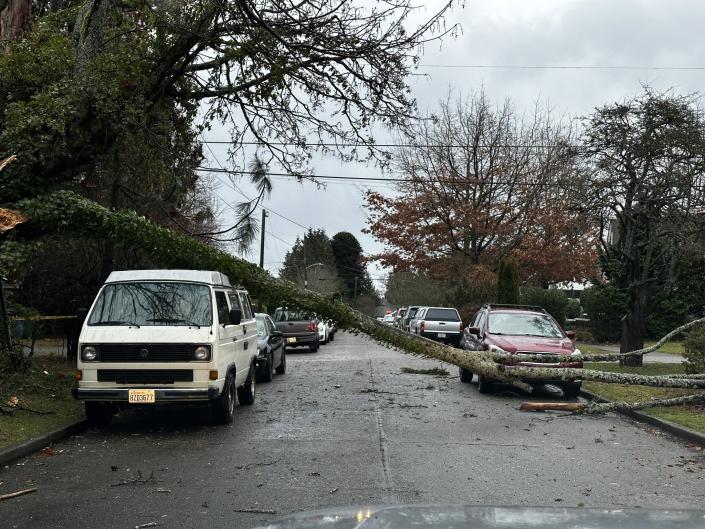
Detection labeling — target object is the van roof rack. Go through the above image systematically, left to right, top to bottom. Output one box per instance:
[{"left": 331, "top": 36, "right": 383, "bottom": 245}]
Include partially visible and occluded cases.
[{"left": 484, "top": 303, "right": 547, "bottom": 313}]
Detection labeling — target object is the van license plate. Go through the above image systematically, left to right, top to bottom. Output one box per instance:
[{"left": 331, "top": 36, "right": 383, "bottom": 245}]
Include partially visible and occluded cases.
[
  {"left": 437, "top": 333, "right": 446, "bottom": 338},
  {"left": 287, "top": 337, "right": 297, "bottom": 344},
  {"left": 128, "top": 389, "right": 155, "bottom": 404}
]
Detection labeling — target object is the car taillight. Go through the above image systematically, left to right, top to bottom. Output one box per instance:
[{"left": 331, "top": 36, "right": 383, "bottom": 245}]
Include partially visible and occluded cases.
[
  {"left": 307, "top": 321, "right": 317, "bottom": 332},
  {"left": 420, "top": 321, "right": 425, "bottom": 333}
]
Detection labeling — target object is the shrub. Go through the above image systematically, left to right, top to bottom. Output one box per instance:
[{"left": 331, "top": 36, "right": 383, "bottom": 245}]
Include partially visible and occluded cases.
[
  {"left": 496, "top": 259, "right": 519, "bottom": 304},
  {"left": 580, "top": 284, "right": 626, "bottom": 343},
  {"left": 520, "top": 287, "right": 568, "bottom": 326},
  {"left": 646, "top": 295, "right": 689, "bottom": 340},
  {"left": 565, "top": 298, "right": 582, "bottom": 319},
  {"left": 683, "top": 324, "right": 705, "bottom": 374}
]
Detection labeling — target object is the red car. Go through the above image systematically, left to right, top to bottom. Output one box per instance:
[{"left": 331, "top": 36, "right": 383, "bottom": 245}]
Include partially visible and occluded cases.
[{"left": 459, "top": 304, "right": 583, "bottom": 397}]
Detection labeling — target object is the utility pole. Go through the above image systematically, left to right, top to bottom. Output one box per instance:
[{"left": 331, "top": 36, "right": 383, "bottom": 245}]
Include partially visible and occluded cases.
[
  {"left": 258, "top": 209, "right": 267, "bottom": 268},
  {"left": 303, "top": 232, "right": 308, "bottom": 289},
  {"left": 0, "top": 277, "right": 13, "bottom": 353}
]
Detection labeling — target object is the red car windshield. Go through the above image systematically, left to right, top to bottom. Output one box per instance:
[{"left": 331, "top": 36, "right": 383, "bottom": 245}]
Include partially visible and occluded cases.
[{"left": 488, "top": 312, "right": 563, "bottom": 338}]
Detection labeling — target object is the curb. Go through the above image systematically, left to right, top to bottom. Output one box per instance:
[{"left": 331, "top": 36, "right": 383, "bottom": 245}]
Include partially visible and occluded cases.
[
  {"left": 580, "top": 389, "right": 705, "bottom": 448},
  {"left": 0, "top": 419, "right": 87, "bottom": 467}
]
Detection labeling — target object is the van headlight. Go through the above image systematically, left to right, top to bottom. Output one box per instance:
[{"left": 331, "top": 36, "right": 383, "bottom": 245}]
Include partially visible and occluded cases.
[
  {"left": 488, "top": 344, "right": 508, "bottom": 355},
  {"left": 81, "top": 345, "right": 98, "bottom": 361},
  {"left": 194, "top": 345, "right": 211, "bottom": 361}
]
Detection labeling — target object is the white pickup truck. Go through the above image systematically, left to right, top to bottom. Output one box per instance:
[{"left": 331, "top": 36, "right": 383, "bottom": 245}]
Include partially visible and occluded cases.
[{"left": 414, "top": 307, "right": 462, "bottom": 347}]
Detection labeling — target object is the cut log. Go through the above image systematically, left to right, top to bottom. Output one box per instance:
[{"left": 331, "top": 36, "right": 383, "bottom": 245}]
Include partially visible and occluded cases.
[{"left": 519, "top": 402, "right": 584, "bottom": 412}]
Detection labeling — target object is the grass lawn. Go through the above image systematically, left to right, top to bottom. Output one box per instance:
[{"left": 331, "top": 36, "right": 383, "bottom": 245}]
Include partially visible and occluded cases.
[
  {"left": 578, "top": 341, "right": 684, "bottom": 355},
  {"left": 0, "top": 356, "right": 82, "bottom": 450},
  {"left": 584, "top": 362, "right": 705, "bottom": 434}
]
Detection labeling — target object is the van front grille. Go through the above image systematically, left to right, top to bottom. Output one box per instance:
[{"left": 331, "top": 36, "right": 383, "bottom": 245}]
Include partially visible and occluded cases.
[
  {"left": 98, "top": 344, "right": 194, "bottom": 362},
  {"left": 97, "top": 369, "right": 193, "bottom": 384}
]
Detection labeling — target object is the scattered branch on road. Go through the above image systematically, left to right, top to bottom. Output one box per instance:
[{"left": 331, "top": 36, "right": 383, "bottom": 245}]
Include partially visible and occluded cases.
[
  {"left": 400, "top": 367, "right": 449, "bottom": 376},
  {"left": 520, "top": 393, "right": 705, "bottom": 415},
  {"left": 520, "top": 402, "right": 583, "bottom": 412},
  {"left": 110, "top": 471, "right": 156, "bottom": 487},
  {"left": 0, "top": 487, "right": 37, "bottom": 501},
  {"left": 233, "top": 508, "right": 277, "bottom": 515},
  {"left": 134, "top": 523, "right": 158, "bottom": 529}
]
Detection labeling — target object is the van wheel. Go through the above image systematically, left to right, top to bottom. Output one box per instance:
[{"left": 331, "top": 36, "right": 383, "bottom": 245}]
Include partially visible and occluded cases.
[
  {"left": 275, "top": 349, "right": 287, "bottom": 374},
  {"left": 238, "top": 364, "right": 256, "bottom": 405},
  {"left": 459, "top": 367, "right": 473, "bottom": 383},
  {"left": 212, "top": 373, "right": 236, "bottom": 424},
  {"left": 477, "top": 374, "right": 494, "bottom": 394},
  {"left": 85, "top": 402, "right": 113, "bottom": 427}
]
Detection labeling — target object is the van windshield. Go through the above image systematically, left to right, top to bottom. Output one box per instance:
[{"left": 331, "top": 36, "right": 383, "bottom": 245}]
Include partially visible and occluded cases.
[{"left": 88, "top": 282, "right": 213, "bottom": 327}]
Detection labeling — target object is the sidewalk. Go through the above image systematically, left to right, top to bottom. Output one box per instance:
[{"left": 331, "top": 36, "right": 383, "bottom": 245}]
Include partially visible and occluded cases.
[{"left": 587, "top": 343, "right": 683, "bottom": 364}]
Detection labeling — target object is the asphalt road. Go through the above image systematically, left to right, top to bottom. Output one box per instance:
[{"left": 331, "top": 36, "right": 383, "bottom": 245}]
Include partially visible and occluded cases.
[{"left": 1, "top": 332, "right": 704, "bottom": 529}]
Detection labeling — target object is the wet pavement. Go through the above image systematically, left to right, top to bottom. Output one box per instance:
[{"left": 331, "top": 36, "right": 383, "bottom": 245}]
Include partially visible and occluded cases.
[{"left": 1, "top": 332, "right": 704, "bottom": 529}]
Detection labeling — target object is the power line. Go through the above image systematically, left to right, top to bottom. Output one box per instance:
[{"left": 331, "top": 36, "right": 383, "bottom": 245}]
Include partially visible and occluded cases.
[
  {"left": 417, "top": 64, "right": 705, "bottom": 71},
  {"left": 201, "top": 140, "right": 581, "bottom": 149}
]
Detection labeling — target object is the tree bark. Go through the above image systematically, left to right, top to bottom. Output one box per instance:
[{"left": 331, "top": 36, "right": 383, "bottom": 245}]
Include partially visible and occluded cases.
[
  {"left": 0, "top": 0, "right": 31, "bottom": 41},
  {"left": 620, "top": 292, "right": 645, "bottom": 366}
]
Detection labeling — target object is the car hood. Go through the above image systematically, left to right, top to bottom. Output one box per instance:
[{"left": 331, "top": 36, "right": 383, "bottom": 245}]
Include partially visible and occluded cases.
[
  {"left": 80, "top": 325, "right": 214, "bottom": 344},
  {"left": 488, "top": 334, "right": 574, "bottom": 354},
  {"left": 251, "top": 505, "right": 705, "bottom": 529}
]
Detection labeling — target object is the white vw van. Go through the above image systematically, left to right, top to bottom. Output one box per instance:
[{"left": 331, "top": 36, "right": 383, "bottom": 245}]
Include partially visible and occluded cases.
[{"left": 73, "top": 270, "right": 257, "bottom": 425}]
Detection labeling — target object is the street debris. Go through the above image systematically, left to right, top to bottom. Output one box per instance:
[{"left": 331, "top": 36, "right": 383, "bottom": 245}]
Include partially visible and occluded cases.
[
  {"left": 401, "top": 367, "right": 449, "bottom": 376},
  {"left": 519, "top": 402, "right": 582, "bottom": 412},
  {"left": 234, "top": 460, "right": 279, "bottom": 470},
  {"left": 111, "top": 470, "right": 156, "bottom": 487},
  {"left": 0, "top": 487, "right": 37, "bottom": 502},
  {"left": 329, "top": 487, "right": 339, "bottom": 494},
  {"left": 234, "top": 508, "right": 277, "bottom": 514},
  {"left": 134, "top": 523, "right": 158, "bottom": 529}
]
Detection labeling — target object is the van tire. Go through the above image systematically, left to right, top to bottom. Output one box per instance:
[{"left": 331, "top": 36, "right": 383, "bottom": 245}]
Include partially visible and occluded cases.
[
  {"left": 275, "top": 349, "right": 287, "bottom": 374},
  {"left": 238, "top": 364, "right": 256, "bottom": 405},
  {"left": 459, "top": 367, "right": 473, "bottom": 383},
  {"left": 212, "top": 373, "right": 236, "bottom": 424},
  {"left": 477, "top": 374, "right": 494, "bottom": 394},
  {"left": 85, "top": 402, "right": 113, "bottom": 427}
]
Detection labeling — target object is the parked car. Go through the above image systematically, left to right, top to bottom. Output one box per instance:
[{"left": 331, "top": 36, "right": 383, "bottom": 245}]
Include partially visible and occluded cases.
[
  {"left": 73, "top": 269, "right": 258, "bottom": 426},
  {"left": 459, "top": 303, "right": 582, "bottom": 396},
  {"left": 401, "top": 305, "right": 421, "bottom": 331},
  {"left": 409, "top": 306, "right": 428, "bottom": 334},
  {"left": 414, "top": 306, "right": 462, "bottom": 346},
  {"left": 393, "top": 307, "right": 407, "bottom": 328},
  {"left": 273, "top": 308, "right": 320, "bottom": 352},
  {"left": 255, "top": 313, "right": 286, "bottom": 382},
  {"left": 382, "top": 313, "right": 396, "bottom": 325},
  {"left": 317, "top": 319, "right": 330, "bottom": 344}
]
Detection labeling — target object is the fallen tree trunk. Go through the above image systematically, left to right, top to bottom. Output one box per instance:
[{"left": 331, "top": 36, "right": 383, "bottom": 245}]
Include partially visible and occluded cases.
[{"left": 2, "top": 191, "right": 704, "bottom": 415}]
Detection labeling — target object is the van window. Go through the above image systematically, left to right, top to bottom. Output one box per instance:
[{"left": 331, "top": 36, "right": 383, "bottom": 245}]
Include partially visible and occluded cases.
[
  {"left": 215, "top": 291, "right": 231, "bottom": 325},
  {"left": 227, "top": 291, "right": 242, "bottom": 313},
  {"left": 239, "top": 292, "right": 253, "bottom": 320}
]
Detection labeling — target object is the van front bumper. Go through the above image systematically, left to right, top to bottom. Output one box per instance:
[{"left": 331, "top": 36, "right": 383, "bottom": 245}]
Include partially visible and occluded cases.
[{"left": 72, "top": 387, "right": 219, "bottom": 402}]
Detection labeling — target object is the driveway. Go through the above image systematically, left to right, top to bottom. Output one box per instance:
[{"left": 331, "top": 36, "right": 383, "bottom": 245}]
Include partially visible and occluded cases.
[{"left": 1, "top": 332, "right": 703, "bottom": 529}]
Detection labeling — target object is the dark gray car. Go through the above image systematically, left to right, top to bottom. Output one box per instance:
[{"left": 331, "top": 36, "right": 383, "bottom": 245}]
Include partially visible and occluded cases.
[{"left": 255, "top": 313, "right": 286, "bottom": 382}]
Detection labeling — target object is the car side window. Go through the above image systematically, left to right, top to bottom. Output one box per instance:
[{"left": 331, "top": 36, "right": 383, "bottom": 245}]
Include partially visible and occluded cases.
[
  {"left": 215, "top": 291, "right": 231, "bottom": 325},
  {"left": 238, "top": 292, "right": 253, "bottom": 320},
  {"left": 475, "top": 311, "right": 486, "bottom": 335},
  {"left": 266, "top": 316, "right": 276, "bottom": 334}
]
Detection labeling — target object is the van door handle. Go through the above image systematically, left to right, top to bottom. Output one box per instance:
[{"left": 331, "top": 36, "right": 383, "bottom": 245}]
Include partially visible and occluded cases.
[{"left": 244, "top": 342, "right": 248, "bottom": 350}]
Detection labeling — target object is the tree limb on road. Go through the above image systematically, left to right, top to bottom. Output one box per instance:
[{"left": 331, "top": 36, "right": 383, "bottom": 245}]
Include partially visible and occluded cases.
[{"left": 3, "top": 191, "right": 704, "bottom": 414}]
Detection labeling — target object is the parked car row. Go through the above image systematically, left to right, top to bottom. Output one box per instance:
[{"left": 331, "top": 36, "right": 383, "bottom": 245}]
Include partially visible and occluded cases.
[
  {"left": 72, "top": 269, "right": 339, "bottom": 428},
  {"left": 381, "top": 302, "right": 583, "bottom": 398}
]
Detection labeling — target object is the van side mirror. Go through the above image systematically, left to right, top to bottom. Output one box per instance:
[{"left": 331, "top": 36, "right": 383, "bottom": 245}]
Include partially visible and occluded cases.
[
  {"left": 229, "top": 308, "right": 242, "bottom": 325},
  {"left": 468, "top": 326, "right": 481, "bottom": 337},
  {"left": 565, "top": 330, "right": 576, "bottom": 340}
]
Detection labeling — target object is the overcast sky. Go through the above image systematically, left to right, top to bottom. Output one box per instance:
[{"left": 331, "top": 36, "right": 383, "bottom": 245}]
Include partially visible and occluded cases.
[{"left": 201, "top": 0, "right": 705, "bottom": 291}]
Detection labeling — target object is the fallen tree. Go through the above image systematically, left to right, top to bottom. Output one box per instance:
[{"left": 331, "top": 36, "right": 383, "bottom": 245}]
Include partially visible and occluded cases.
[{"left": 2, "top": 190, "right": 704, "bottom": 414}]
